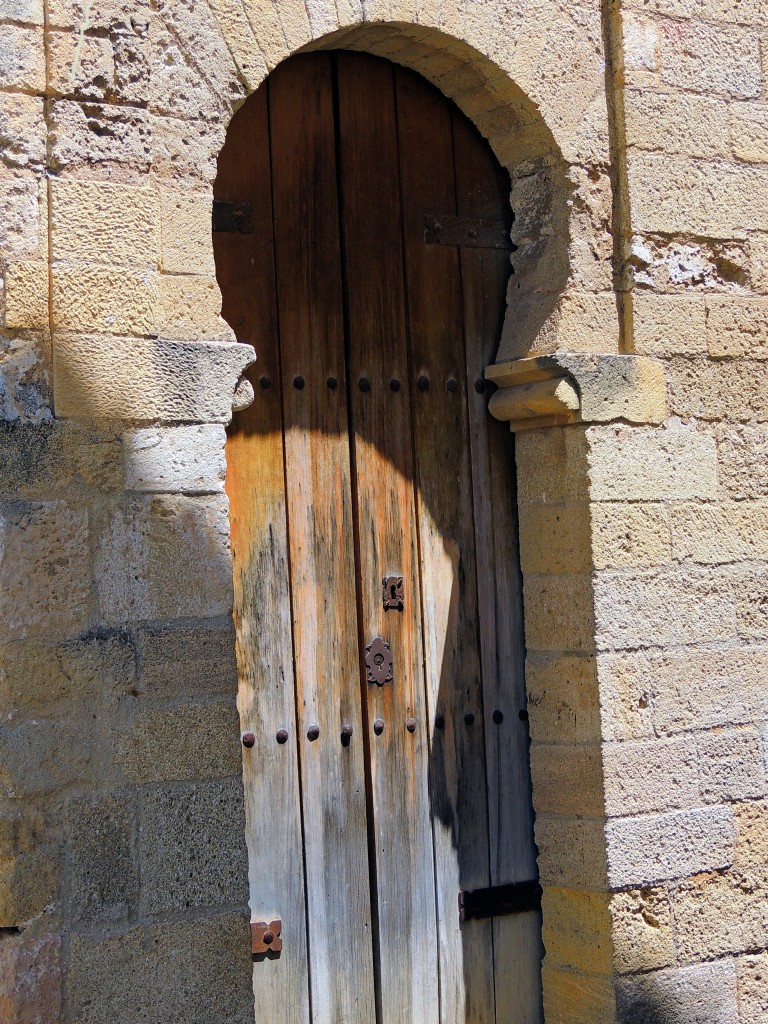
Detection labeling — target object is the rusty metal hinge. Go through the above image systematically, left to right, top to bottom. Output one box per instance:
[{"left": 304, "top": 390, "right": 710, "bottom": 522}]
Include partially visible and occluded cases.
[
  {"left": 212, "top": 200, "right": 253, "bottom": 234},
  {"left": 424, "top": 215, "right": 514, "bottom": 250},
  {"left": 458, "top": 880, "right": 542, "bottom": 923},
  {"left": 251, "top": 919, "right": 282, "bottom": 955}
]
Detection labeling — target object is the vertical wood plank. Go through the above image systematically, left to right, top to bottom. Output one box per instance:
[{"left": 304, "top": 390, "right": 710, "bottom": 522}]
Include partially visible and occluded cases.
[
  {"left": 336, "top": 52, "right": 439, "bottom": 1024},
  {"left": 269, "top": 53, "right": 377, "bottom": 1024},
  {"left": 395, "top": 65, "right": 496, "bottom": 1024},
  {"left": 215, "top": 87, "right": 311, "bottom": 1024},
  {"left": 452, "top": 109, "right": 544, "bottom": 1024}
]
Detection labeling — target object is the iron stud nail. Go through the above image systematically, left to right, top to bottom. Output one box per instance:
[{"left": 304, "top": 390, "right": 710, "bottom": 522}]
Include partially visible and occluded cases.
[
  {"left": 259, "top": 375, "right": 271, "bottom": 390},
  {"left": 293, "top": 375, "right": 305, "bottom": 390},
  {"left": 417, "top": 375, "right": 430, "bottom": 391},
  {"left": 327, "top": 376, "right": 337, "bottom": 390},
  {"left": 359, "top": 376, "right": 371, "bottom": 392},
  {"left": 390, "top": 378, "right": 400, "bottom": 392},
  {"left": 447, "top": 378, "right": 458, "bottom": 393},
  {"left": 474, "top": 379, "right": 486, "bottom": 394},
  {"left": 492, "top": 709, "right": 504, "bottom": 725},
  {"left": 519, "top": 709, "right": 529, "bottom": 721},
  {"left": 464, "top": 712, "right": 475, "bottom": 726},
  {"left": 435, "top": 713, "right": 445, "bottom": 730},
  {"left": 373, "top": 718, "right": 385, "bottom": 735},
  {"left": 406, "top": 718, "right": 417, "bottom": 733},
  {"left": 341, "top": 723, "right": 353, "bottom": 747},
  {"left": 307, "top": 724, "right": 320, "bottom": 741},
  {"left": 276, "top": 728, "right": 289, "bottom": 744},
  {"left": 242, "top": 732, "right": 256, "bottom": 748},
  {"left": 263, "top": 931, "right": 274, "bottom": 945}
]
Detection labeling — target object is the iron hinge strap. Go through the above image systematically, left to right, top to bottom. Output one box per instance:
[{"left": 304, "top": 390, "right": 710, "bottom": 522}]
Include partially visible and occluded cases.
[
  {"left": 212, "top": 200, "right": 253, "bottom": 234},
  {"left": 424, "top": 214, "right": 515, "bottom": 250},
  {"left": 458, "top": 880, "right": 542, "bottom": 922}
]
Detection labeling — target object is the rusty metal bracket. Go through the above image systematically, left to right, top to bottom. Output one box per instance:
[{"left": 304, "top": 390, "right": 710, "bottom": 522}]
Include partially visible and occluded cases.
[
  {"left": 212, "top": 200, "right": 253, "bottom": 234},
  {"left": 424, "top": 215, "right": 514, "bottom": 250},
  {"left": 382, "top": 575, "right": 404, "bottom": 611},
  {"left": 365, "top": 636, "right": 393, "bottom": 687},
  {"left": 458, "top": 881, "right": 542, "bottom": 923},
  {"left": 251, "top": 919, "right": 283, "bottom": 955}
]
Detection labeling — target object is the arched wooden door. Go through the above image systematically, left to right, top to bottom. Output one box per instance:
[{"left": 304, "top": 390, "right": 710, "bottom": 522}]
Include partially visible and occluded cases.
[{"left": 215, "top": 51, "right": 542, "bottom": 1024}]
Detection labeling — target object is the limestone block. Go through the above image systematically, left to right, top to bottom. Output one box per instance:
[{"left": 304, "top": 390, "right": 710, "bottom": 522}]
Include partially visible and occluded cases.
[
  {"left": 0, "top": 0, "right": 43, "bottom": 22},
  {"left": 46, "top": 0, "right": 149, "bottom": 31},
  {"left": 203, "top": 0, "right": 267, "bottom": 89},
  {"left": 700, "top": 0, "right": 768, "bottom": 26},
  {"left": 622, "top": 12, "right": 660, "bottom": 74},
  {"left": 659, "top": 18, "right": 761, "bottom": 98},
  {"left": 0, "top": 25, "right": 45, "bottom": 89},
  {"left": 111, "top": 28, "right": 151, "bottom": 106},
  {"left": 147, "top": 28, "right": 234, "bottom": 123},
  {"left": 47, "top": 30, "right": 115, "bottom": 102},
  {"left": 624, "top": 88, "right": 730, "bottom": 158},
  {"left": 0, "top": 94, "right": 46, "bottom": 170},
  {"left": 49, "top": 100, "right": 152, "bottom": 172},
  {"left": 730, "top": 101, "right": 768, "bottom": 162},
  {"left": 150, "top": 112, "right": 224, "bottom": 184},
  {"left": 629, "top": 153, "right": 768, "bottom": 235},
  {"left": 0, "top": 173, "right": 43, "bottom": 260},
  {"left": 51, "top": 179, "right": 159, "bottom": 267},
  {"left": 160, "top": 188, "right": 216, "bottom": 274},
  {"left": 749, "top": 232, "right": 768, "bottom": 291},
  {"left": 629, "top": 233, "right": 749, "bottom": 291},
  {"left": 4, "top": 261, "right": 49, "bottom": 330},
  {"left": 52, "top": 266, "right": 158, "bottom": 336},
  {"left": 158, "top": 274, "right": 234, "bottom": 341},
  {"left": 499, "top": 290, "right": 621, "bottom": 361},
  {"left": 632, "top": 293, "right": 707, "bottom": 357},
  {"left": 707, "top": 295, "right": 768, "bottom": 357},
  {"left": 0, "top": 331, "right": 52, "bottom": 423},
  {"left": 53, "top": 334, "right": 255, "bottom": 422},
  {"left": 666, "top": 357, "right": 768, "bottom": 422},
  {"left": 0, "top": 420, "right": 123, "bottom": 496},
  {"left": 586, "top": 423, "right": 718, "bottom": 502},
  {"left": 122, "top": 424, "right": 226, "bottom": 493},
  {"left": 717, "top": 425, "right": 768, "bottom": 498},
  {"left": 515, "top": 426, "right": 590, "bottom": 505},
  {"left": 96, "top": 494, "right": 234, "bottom": 623},
  {"left": 0, "top": 500, "right": 91, "bottom": 642},
  {"left": 517, "top": 502, "right": 591, "bottom": 575},
  {"left": 672, "top": 502, "right": 768, "bottom": 564},
  {"left": 591, "top": 503, "right": 671, "bottom": 570},
  {"left": 734, "top": 566, "right": 768, "bottom": 639},
  {"left": 594, "top": 567, "right": 736, "bottom": 650},
  {"left": 523, "top": 572, "right": 596, "bottom": 653},
  {"left": 136, "top": 620, "right": 237, "bottom": 700},
  {"left": 525, "top": 652, "right": 602, "bottom": 745},
  {"left": 596, "top": 652, "right": 656, "bottom": 742},
  {"left": 116, "top": 701, "right": 241, "bottom": 782},
  {"left": 0, "top": 717, "right": 118, "bottom": 797},
  {"left": 697, "top": 726, "right": 766, "bottom": 803},
  {"left": 602, "top": 735, "right": 700, "bottom": 816},
  {"left": 529, "top": 741, "right": 604, "bottom": 816},
  {"left": 139, "top": 777, "right": 248, "bottom": 914},
  {"left": 66, "top": 792, "right": 138, "bottom": 924},
  {"left": 733, "top": 799, "right": 768, "bottom": 867},
  {"left": 605, "top": 805, "right": 735, "bottom": 886},
  {"left": 534, "top": 815, "right": 608, "bottom": 888},
  {"left": 0, "top": 840, "right": 59, "bottom": 926},
  {"left": 672, "top": 867, "right": 768, "bottom": 961},
  {"left": 541, "top": 887, "right": 612, "bottom": 975},
  {"left": 610, "top": 887, "right": 675, "bottom": 974},
  {"left": 0, "top": 932, "right": 62, "bottom": 1024},
  {"left": 737, "top": 952, "right": 768, "bottom": 1024},
  {"left": 615, "top": 960, "right": 739, "bottom": 1024},
  {"left": 541, "top": 966, "right": 616, "bottom": 1024}
]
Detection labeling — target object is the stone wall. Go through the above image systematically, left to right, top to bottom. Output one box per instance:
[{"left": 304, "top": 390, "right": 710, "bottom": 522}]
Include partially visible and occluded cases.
[{"left": 1, "top": 0, "right": 768, "bottom": 1021}]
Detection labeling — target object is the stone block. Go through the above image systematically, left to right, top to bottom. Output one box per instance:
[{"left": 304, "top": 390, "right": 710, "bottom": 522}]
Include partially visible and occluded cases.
[
  {"left": 0, "top": 0, "right": 43, "bottom": 22},
  {"left": 46, "top": 0, "right": 149, "bottom": 31},
  {"left": 700, "top": 0, "right": 768, "bottom": 26},
  {"left": 622, "top": 12, "right": 660, "bottom": 74},
  {"left": 659, "top": 19, "right": 761, "bottom": 98},
  {"left": 0, "top": 25, "right": 46, "bottom": 89},
  {"left": 147, "top": 28, "right": 235, "bottom": 124},
  {"left": 47, "top": 29, "right": 114, "bottom": 102},
  {"left": 624, "top": 89, "right": 730, "bottom": 159},
  {"left": 0, "top": 94, "right": 46, "bottom": 170},
  {"left": 49, "top": 100, "right": 152, "bottom": 173},
  {"left": 730, "top": 101, "right": 768, "bottom": 162},
  {"left": 150, "top": 112, "right": 224, "bottom": 184},
  {"left": 0, "top": 174, "right": 44, "bottom": 260},
  {"left": 51, "top": 179, "right": 158, "bottom": 267},
  {"left": 160, "top": 188, "right": 216, "bottom": 275},
  {"left": 750, "top": 231, "right": 768, "bottom": 292},
  {"left": 630, "top": 234, "right": 750, "bottom": 292},
  {"left": 4, "top": 261, "right": 49, "bottom": 330},
  {"left": 51, "top": 266, "right": 158, "bottom": 336},
  {"left": 158, "top": 274, "right": 233, "bottom": 342},
  {"left": 632, "top": 293, "right": 707, "bottom": 356},
  {"left": 707, "top": 295, "right": 768, "bottom": 358},
  {"left": 0, "top": 331, "right": 52, "bottom": 423},
  {"left": 53, "top": 334, "right": 255, "bottom": 422},
  {"left": 0, "top": 420, "right": 123, "bottom": 497},
  {"left": 586, "top": 423, "right": 717, "bottom": 502},
  {"left": 122, "top": 424, "right": 226, "bottom": 493},
  {"left": 716, "top": 425, "right": 768, "bottom": 499},
  {"left": 515, "top": 426, "right": 590, "bottom": 505},
  {"left": 97, "top": 494, "right": 233, "bottom": 623},
  {"left": 0, "top": 500, "right": 91, "bottom": 642},
  {"left": 518, "top": 502, "right": 591, "bottom": 575},
  {"left": 673, "top": 502, "right": 768, "bottom": 564},
  {"left": 591, "top": 503, "right": 671, "bottom": 570},
  {"left": 594, "top": 567, "right": 736, "bottom": 651},
  {"left": 735, "top": 567, "right": 768, "bottom": 639},
  {"left": 523, "top": 573, "right": 596, "bottom": 653},
  {"left": 136, "top": 620, "right": 237, "bottom": 700},
  {"left": 526, "top": 652, "right": 602, "bottom": 745},
  {"left": 595, "top": 652, "right": 655, "bottom": 741},
  {"left": 116, "top": 700, "right": 241, "bottom": 783},
  {"left": 0, "top": 716, "right": 118, "bottom": 797},
  {"left": 696, "top": 727, "right": 766, "bottom": 802},
  {"left": 602, "top": 735, "right": 700, "bottom": 817},
  {"left": 529, "top": 741, "right": 604, "bottom": 817},
  {"left": 139, "top": 777, "right": 248, "bottom": 915},
  {"left": 66, "top": 792, "right": 138, "bottom": 924},
  {"left": 733, "top": 799, "right": 768, "bottom": 868},
  {"left": 605, "top": 805, "right": 735, "bottom": 886},
  {"left": 535, "top": 815, "right": 608, "bottom": 889},
  {"left": 0, "top": 840, "right": 59, "bottom": 926},
  {"left": 672, "top": 867, "right": 768, "bottom": 961},
  {"left": 541, "top": 886, "right": 612, "bottom": 975},
  {"left": 610, "top": 886, "right": 674, "bottom": 974},
  {"left": 65, "top": 925, "right": 148, "bottom": 1024},
  {"left": 0, "top": 931, "right": 62, "bottom": 1024},
  {"left": 737, "top": 951, "right": 768, "bottom": 1024},
  {"left": 615, "top": 960, "right": 739, "bottom": 1024},
  {"left": 541, "top": 965, "right": 616, "bottom": 1024}
]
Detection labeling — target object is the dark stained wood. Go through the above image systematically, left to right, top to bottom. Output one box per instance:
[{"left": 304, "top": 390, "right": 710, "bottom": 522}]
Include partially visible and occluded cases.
[
  {"left": 336, "top": 52, "right": 439, "bottom": 1024},
  {"left": 268, "top": 53, "right": 376, "bottom": 1024},
  {"left": 395, "top": 64, "right": 496, "bottom": 1024},
  {"left": 215, "top": 87, "right": 311, "bottom": 1024},
  {"left": 452, "top": 108, "right": 544, "bottom": 1024}
]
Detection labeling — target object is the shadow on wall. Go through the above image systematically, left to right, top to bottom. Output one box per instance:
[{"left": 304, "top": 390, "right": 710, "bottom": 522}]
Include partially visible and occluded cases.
[{"left": 616, "top": 967, "right": 738, "bottom": 1024}]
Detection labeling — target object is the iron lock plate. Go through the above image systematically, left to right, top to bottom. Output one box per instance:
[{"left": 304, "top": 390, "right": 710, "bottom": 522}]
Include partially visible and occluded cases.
[
  {"left": 382, "top": 575, "right": 404, "bottom": 611},
  {"left": 365, "top": 636, "right": 393, "bottom": 686}
]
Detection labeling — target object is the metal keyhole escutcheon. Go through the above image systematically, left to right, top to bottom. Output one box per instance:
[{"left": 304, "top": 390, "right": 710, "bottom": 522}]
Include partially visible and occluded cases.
[{"left": 365, "top": 636, "right": 393, "bottom": 686}]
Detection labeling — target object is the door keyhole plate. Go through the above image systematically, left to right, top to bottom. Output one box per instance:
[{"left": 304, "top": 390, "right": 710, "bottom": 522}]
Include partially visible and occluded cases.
[
  {"left": 382, "top": 575, "right": 404, "bottom": 611},
  {"left": 365, "top": 636, "right": 393, "bottom": 686}
]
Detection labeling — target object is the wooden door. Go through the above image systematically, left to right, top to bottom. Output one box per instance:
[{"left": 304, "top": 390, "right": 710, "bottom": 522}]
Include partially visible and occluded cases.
[{"left": 215, "top": 51, "right": 543, "bottom": 1024}]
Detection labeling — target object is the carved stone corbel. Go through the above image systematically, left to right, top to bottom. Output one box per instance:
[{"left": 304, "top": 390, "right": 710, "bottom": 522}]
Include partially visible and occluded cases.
[{"left": 485, "top": 353, "right": 666, "bottom": 432}]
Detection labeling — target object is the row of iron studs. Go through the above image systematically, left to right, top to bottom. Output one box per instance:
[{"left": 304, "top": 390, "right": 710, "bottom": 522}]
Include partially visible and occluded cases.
[{"left": 258, "top": 374, "right": 488, "bottom": 394}]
